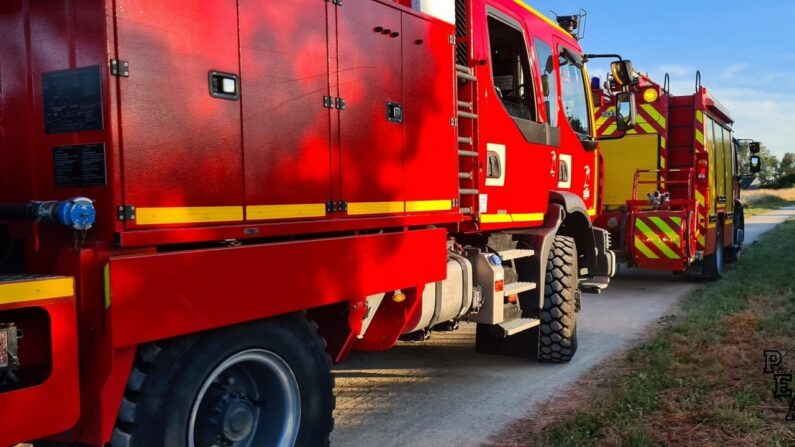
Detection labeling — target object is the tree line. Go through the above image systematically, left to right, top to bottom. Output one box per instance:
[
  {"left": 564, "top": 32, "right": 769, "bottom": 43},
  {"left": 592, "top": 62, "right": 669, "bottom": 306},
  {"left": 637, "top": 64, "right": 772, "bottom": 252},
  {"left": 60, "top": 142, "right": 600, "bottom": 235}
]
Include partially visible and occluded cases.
[{"left": 736, "top": 142, "right": 795, "bottom": 189}]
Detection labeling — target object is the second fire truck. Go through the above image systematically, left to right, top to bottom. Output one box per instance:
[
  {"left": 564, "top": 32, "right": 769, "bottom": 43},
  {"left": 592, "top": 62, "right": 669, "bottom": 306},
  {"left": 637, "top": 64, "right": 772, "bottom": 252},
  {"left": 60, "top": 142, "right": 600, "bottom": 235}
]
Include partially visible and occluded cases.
[{"left": 592, "top": 69, "right": 761, "bottom": 279}]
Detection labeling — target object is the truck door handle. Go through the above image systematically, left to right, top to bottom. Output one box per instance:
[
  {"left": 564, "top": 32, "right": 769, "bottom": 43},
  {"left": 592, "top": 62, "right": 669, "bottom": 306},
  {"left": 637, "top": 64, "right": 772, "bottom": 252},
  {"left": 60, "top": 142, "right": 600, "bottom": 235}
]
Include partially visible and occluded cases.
[{"left": 486, "top": 151, "right": 502, "bottom": 178}]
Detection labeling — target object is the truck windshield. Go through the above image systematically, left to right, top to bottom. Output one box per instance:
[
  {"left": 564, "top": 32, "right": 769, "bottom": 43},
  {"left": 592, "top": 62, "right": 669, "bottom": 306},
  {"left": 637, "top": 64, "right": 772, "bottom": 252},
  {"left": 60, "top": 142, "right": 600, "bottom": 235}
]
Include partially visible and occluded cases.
[{"left": 558, "top": 47, "right": 591, "bottom": 136}]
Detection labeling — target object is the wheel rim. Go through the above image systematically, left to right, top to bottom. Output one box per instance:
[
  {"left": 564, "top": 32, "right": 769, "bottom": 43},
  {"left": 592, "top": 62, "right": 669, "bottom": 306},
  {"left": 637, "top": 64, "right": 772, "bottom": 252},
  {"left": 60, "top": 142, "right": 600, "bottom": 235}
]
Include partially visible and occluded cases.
[{"left": 188, "top": 349, "right": 301, "bottom": 447}]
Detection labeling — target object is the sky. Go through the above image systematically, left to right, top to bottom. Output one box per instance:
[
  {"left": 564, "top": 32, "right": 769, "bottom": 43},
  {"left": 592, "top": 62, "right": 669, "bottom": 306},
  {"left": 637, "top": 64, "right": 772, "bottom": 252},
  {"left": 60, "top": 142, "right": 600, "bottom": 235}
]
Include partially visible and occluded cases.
[{"left": 528, "top": 0, "right": 794, "bottom": 158}]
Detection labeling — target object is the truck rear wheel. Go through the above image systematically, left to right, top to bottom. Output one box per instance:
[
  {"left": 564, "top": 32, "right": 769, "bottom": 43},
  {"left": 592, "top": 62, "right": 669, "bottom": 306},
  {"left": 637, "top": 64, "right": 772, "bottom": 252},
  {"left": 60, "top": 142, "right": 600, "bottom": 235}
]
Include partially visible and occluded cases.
[
  {"left": 726, "top": 206, "right": 744, "bottom": 263},
  {"left": 702, "top": 227, "right": 724, "bottom": 281},
  {"left": 538, "top": 235, "right": 578, "bottom": 363},
  {"left": 112, "top": 314, "right": 334, "bottom": 447}
]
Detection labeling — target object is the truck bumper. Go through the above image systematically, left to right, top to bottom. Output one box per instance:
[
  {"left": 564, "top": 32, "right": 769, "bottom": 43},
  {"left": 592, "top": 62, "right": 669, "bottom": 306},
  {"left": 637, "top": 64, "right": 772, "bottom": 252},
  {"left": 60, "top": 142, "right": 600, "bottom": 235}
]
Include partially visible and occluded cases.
[{"left": 0, "top": 276, "right": 80, "bottom": 446}]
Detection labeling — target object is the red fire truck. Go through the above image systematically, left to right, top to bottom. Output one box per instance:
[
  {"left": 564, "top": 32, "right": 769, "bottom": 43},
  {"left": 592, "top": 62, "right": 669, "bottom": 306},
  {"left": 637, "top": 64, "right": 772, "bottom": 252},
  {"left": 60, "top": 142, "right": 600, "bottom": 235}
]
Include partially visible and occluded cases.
[
  {"left": 0, "top": 1, "right": 634, "bottom": 445},
  {"left": 592, "top": 70, "right": 761, "bottom": 278}
]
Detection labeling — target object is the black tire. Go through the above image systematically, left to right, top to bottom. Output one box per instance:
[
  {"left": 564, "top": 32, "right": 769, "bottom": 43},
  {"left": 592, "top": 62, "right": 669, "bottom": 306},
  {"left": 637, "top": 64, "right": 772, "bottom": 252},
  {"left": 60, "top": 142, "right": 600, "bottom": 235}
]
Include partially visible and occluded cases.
[
  {"left": 726, "top": 206, "right": 744, "bottom": 263},
  {"left": 702, "top": 226, "right": 724, "bottom": 281},
  {"left": 537, "top": 235, "right": 579, "bottom": 363},
  {"left": 111, "top": 314, "right": 334, "bottom": 447}
]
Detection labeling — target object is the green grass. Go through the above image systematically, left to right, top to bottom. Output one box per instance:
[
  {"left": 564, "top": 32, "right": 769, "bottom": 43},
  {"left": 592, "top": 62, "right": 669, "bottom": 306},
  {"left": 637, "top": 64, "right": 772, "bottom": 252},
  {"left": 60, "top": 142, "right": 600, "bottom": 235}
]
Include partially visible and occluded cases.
[{"left": 533, "top": 220, "right": 795, "bottom": 447}]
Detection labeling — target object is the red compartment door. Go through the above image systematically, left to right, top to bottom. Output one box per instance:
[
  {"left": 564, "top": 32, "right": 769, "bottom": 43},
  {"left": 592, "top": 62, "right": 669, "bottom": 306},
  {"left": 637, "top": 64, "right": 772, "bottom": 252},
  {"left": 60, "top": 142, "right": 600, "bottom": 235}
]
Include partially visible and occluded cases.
[
  {"left": 116, "top": 0, "right": 244, "bottom": 228},
  {"left": 240, "top": 0, "right": 333, "bottom": 222},
  {"left": 337, "top": 1, "right": 405, "bottom": 217},
  {"left": 402, "top": 14, "right": 457, "bottom": 214}
]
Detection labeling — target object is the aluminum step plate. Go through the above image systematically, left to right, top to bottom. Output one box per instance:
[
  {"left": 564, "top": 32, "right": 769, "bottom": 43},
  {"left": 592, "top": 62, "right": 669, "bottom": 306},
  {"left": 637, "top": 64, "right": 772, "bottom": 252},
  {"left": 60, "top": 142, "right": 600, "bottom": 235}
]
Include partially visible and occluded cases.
[
  {"left": 498, "top": 248, "right": 534, "bottom": 262},
  {"left": 503, "top": 281, "right": 537, "bottom": 296},
  {"left": 498, "top": 317, "right": 540, "bottom": 336}
]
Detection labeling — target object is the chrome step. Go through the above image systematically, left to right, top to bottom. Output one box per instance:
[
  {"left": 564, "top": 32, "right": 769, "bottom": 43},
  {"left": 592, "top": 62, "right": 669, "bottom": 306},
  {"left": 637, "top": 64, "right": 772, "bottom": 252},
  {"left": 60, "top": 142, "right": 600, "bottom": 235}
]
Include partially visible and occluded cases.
[
  {"left": 456, "top": 64, "right": 473, "bottom": 75},
  {"left": 456, "top": 70, "right": 477, "bottom": 82},
  {"left": 457, "top": 100, "right": 473, "bottom": 110},
  {"left": 457, "top": 110, "right": 478, "bottom": 120},
  {"left": 458, "top": 136, "right": 473, "bottom": 145},
  {"left": 458, "top": 150, "right": 478, "bottom": 157},
  {"left": 459, "top": 172, "right": 472, "bottom": 179},
  {"left": 460, "top": 188, "right": 479, "bottom": 195},
  {"left": 498, "top": 248, "right": 534, "bottom": 262},
  {"left": 503, "top": 281, "right": 537, "bottom": 296},
  {"left": 497, "top": 318, "right": 540, "bottom": 337}
]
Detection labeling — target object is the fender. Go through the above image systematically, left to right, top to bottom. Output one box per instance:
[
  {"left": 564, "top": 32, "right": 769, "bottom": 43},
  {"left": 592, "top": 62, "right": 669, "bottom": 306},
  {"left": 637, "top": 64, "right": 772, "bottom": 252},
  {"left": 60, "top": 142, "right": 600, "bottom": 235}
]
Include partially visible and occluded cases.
[{"left": 550, "top": 191, "right": 598, "bottom": 272}]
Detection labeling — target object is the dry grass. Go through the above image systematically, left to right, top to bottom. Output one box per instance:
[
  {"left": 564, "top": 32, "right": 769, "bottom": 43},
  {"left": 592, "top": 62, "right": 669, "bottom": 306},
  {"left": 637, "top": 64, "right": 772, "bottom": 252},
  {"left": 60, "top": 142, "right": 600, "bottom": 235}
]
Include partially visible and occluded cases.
[{"left": 742, "top": 188, "right": 795, "bottom": 215}]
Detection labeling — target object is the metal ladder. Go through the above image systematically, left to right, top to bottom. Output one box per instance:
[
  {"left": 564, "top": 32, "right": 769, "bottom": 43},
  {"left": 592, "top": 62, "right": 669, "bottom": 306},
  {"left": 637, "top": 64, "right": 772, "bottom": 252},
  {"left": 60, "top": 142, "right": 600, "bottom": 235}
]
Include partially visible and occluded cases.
[{"left": 456, "top": 64, "right": 478, "bottom": 216}]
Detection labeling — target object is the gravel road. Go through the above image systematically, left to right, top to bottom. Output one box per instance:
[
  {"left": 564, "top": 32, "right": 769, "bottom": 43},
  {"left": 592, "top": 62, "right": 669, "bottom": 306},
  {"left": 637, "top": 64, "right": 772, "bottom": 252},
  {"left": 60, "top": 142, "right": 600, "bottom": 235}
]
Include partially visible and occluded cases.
[{"left": 331, "top": 206, "right": 795, "bottom": 447}]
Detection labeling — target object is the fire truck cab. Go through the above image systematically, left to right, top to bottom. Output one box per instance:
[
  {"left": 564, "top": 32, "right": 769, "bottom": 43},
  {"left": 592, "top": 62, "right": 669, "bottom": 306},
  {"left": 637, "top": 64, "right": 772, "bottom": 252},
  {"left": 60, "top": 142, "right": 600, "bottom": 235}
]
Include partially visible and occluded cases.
[{"left": 0, "top": 1, "right": 631, "bottom": 445}]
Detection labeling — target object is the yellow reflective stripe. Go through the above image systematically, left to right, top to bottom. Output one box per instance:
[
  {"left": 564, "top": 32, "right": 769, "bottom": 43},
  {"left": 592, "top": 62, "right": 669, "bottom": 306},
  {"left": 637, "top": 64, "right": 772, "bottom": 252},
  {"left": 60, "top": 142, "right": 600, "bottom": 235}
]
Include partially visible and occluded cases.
[
  {"left": 512, "top": 1, "right": 569, "bottom": 35},
  {"left": 641, "top": 104, "right": 666, "bottom": 129},
  {"left": 696, "top": 110, "right": 704, "bottom": 123},
  {"left": 596, "top": 114, "right": 609, "bottom": 128},
  {"left": 638, "top": 121, "right": 656, "bottom": 134},
  {"left": 604, "top": 123, "right": 617, "bottom": 135},
  {"left": 695, "top": 130, "right": 705, "bottom": 146},
  {"left": 660, "top": 136, "right": 666, "bottom": 149},
  {"left": 660, "top": 157, "right": 667, "bottom": 169},
  {"left": 695, "top": 190, "right": 706, "bottom": 206},
  {"left": 406, "top": 200, "right": 452, "bottom": 213},
  {"left": 347, "top": 201, "right": 404, "bottom": 216},
  {"left": 246, "top": 204, "right": 326, "bottom": 221},
  {"left": 135, "top": 206, "right": 243, "bottom": 225},
  {"left": 588, "top": 208, "right": 596, "bottom": 216},
  {"left": 481, "top": 213, "right": 512, "bottom": 223},
  {"left": 511, "top": 213, "right": 545, "bottom": 222},
  {"left": 649, "top": 216, "right": 681, "bottom": 246},
  {"left": 671, "top": 217, "right": 682, "bottom": 225},
  {"left": 635, "top": 219, "right": 680, "bottom": 259},
  {"left": 698, "top": 234, "right": 706, "bottom": 246},
  {"left": 634, "top": 236, "right": 659, "bottom": 259},
  {"left": 104, "top": 264, "right": 111, "bottom": 309},
  {"left": 0, "top": 277, "right": 74, "bottom": 305}
]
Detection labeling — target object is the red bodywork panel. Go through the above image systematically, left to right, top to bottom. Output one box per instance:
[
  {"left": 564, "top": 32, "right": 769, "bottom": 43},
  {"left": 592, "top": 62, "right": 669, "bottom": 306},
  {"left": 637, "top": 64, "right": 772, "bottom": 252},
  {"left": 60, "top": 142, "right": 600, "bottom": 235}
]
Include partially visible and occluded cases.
[{"left": 108, "top": 229, "right": 447, "bottom": 348}]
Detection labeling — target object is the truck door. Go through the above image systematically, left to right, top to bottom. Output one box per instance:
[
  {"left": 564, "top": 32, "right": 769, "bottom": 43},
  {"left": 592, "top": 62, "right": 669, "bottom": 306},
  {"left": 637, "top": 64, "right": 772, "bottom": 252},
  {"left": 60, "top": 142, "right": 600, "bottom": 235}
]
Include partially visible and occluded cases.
[
  {"left": 115, "top": 0, "right": 244, "bottom": 228},
  {"left": 239, "top": 0, "right": 333, "bottom": 222},
  {"left": 336, "top": 1, "right": 405, "bottom": 217},
  {"left": 477, "top": 7, "right": 555, "bottom": 224}
]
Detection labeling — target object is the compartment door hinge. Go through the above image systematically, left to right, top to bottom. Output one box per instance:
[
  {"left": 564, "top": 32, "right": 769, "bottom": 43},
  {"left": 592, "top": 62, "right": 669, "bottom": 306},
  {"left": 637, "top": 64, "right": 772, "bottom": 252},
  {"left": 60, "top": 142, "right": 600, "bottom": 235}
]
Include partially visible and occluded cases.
[
  {"left": 330, "top": 0, "right": 342, "bottom": 5},
  {"left": 110, "top": 59, "right": 129, "bottom": 77},
  {"left": 323, "top": 96, "right": 346, "bottom": 110},
  {"left": 117, "top": 205, "right": 136, "bottom": 222}
]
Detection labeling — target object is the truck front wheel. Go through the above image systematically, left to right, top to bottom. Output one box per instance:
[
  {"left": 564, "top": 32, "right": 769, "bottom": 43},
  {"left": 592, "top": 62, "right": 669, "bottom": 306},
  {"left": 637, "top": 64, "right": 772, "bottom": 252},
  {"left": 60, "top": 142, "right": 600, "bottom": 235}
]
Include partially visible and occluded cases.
[
  {"left": 537, "top": 235, "right": 579, "bottom": 363},
  {"left": 112, "top": 314, "right": 334, "bottom": 447}
]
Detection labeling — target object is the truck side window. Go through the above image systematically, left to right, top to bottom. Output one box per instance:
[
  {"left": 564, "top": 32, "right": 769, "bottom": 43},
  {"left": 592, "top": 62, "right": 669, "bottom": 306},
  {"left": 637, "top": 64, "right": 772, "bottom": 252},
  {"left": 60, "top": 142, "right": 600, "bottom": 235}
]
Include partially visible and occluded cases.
[
  {"left": 487, "top": 16, "right": 536, "bottom": 121},
  {"left": 534, "top": 38, "right": 558, "bottom": 126},
  {"left": 558, "top": 46, "right": 591, "bottom": 136}
]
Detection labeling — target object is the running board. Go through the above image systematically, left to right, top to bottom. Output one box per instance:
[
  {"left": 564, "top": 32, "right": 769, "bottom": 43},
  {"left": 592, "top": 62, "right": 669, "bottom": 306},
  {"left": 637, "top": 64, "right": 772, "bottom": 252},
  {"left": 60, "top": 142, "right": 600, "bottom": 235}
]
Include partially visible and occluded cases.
[
  {"left": 498, "top": 248, "right": 534, "bottom": 262},
  {"left": 580, "top": 276, "right": 610, "bottom": 294},
  {"left": 504, "top": 281, "right": 537, "bottom": 296},
  {"left": 496, "top": 318, "right": 540, "bottom": 337}
]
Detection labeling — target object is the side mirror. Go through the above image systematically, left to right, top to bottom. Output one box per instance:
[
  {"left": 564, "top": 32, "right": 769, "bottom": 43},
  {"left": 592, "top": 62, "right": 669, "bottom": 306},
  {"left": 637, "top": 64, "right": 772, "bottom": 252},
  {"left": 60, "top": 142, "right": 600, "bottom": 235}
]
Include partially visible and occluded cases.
[
  {"left": 611, "top": 60, "right": 636, "bottom": 87},
  {"left": 541, "top": 73, "right": 550, "bottom": 97},
  {"left": 615, "top": 92, "right": 636, "bottom": 132},
  {"left": 749, "top": 142, "right": 761, "bottom": 154},
  {"left": 750, "top": 155, "right": 762, "bottom": 173}
]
